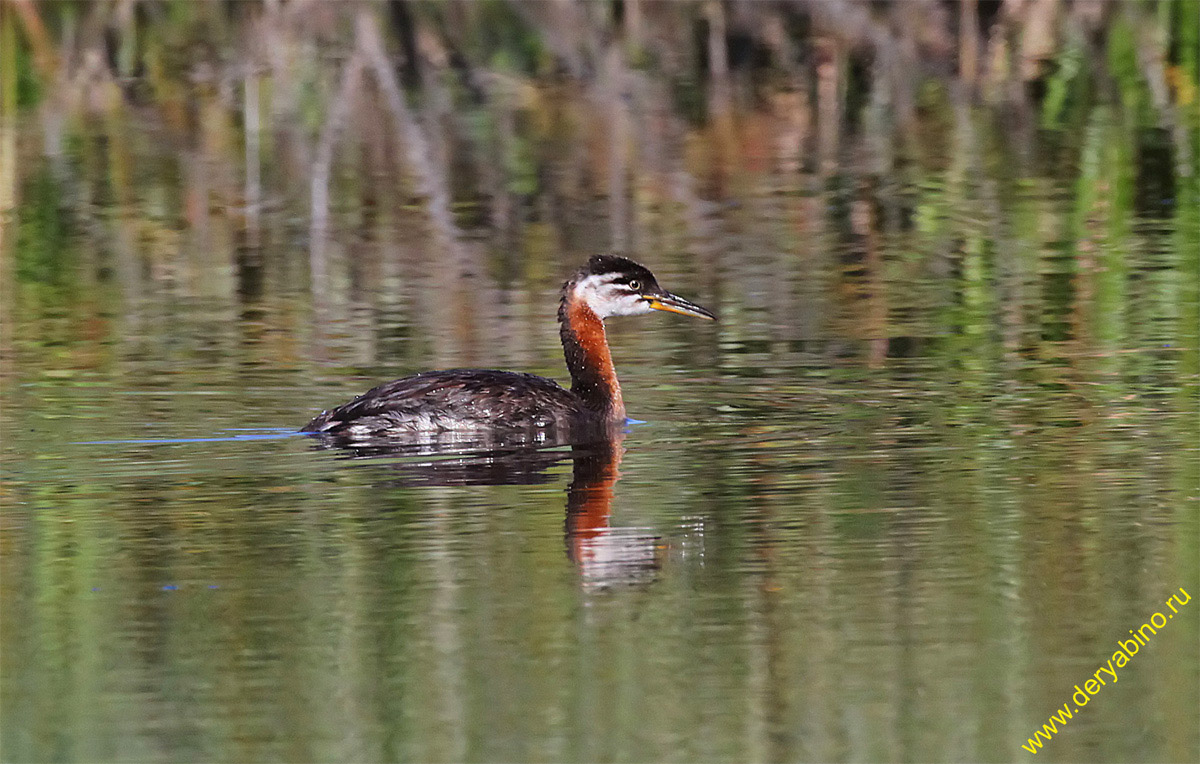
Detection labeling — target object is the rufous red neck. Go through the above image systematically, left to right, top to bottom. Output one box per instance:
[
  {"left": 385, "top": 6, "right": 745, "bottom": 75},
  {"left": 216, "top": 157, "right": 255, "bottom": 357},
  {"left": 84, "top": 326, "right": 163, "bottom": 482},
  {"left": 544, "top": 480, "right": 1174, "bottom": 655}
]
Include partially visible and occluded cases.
[{"left": 559, "top": 294, "right": 625, "bottom": 421}]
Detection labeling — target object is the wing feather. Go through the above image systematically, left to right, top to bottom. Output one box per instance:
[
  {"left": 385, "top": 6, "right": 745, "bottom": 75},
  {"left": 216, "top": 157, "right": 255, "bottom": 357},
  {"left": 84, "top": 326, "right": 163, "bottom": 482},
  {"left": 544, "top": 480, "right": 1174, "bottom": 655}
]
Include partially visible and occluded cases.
[{"left": 302, "top": 369, "right": 583, "bottom": 438}]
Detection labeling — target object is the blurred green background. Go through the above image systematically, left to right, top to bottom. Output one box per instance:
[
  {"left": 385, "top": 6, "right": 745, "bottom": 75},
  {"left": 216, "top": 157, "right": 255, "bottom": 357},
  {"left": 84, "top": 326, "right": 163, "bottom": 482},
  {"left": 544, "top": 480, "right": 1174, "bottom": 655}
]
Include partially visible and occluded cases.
[{"left": 1, "top": 1, "right": 1197, "bottom": 762}]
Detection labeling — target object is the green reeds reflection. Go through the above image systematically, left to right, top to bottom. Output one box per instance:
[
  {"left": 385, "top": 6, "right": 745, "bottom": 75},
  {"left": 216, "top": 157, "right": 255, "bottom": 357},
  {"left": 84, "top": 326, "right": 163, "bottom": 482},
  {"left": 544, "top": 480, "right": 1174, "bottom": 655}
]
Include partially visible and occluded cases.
[{"left": 2, "top": 3, "right": 1197, "bottom": 762}]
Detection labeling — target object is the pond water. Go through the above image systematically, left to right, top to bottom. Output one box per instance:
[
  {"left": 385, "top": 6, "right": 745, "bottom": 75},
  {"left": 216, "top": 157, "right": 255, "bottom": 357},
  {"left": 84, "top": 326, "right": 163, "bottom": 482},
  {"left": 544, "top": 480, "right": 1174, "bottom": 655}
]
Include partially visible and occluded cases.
[{"left": 2, "top": 4, "right": 1198, "bottom": 763}]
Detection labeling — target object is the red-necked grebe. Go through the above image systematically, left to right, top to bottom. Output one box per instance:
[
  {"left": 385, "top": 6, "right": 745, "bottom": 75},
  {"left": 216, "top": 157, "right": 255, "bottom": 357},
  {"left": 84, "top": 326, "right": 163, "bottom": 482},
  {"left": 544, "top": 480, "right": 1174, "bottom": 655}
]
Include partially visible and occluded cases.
[{"left": 302, "top": 255, "right": 715, "bottom": 441}]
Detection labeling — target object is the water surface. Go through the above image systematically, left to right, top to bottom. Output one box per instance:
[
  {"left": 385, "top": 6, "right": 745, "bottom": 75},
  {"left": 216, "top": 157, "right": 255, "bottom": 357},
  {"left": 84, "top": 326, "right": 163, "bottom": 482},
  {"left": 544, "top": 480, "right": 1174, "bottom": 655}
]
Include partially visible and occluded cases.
[{"left": 2, "top": 3, "right": 1197, "bottom": 762}]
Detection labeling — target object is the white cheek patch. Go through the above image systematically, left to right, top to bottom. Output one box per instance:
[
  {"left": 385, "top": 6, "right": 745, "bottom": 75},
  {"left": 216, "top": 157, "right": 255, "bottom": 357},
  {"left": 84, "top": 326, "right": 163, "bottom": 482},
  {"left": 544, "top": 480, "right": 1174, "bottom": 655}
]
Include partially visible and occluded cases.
[
  {"left": 573, "top": 275, "right": 652, "bottom": 318},
  {"left": 610, "top": 297, "right": 654, "bottom": 317}
]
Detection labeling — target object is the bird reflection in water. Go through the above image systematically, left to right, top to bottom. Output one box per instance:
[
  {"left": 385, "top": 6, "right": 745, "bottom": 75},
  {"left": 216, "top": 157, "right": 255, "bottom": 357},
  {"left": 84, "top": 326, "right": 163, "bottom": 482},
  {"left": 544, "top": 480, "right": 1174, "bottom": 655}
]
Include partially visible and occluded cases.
[
  {"left": 310, "top": 431, "right": 667, "bottom": 589},
  {"left": 563, "top": 435, "right": 663, "bottom": 590}
]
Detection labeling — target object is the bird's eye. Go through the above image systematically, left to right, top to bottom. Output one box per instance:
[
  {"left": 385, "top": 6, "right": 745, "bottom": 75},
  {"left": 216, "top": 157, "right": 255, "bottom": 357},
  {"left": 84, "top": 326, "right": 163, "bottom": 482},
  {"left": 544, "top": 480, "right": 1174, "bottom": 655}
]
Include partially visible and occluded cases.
[{"left": 628, "top": 280, "right": 641, "bottom": 291}]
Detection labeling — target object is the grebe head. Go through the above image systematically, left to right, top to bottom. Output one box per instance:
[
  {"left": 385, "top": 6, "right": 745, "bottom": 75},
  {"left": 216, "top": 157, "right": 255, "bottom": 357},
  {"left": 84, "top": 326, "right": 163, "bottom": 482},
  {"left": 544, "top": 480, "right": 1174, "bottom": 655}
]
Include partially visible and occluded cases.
[{"left": 569, "top": 255, "right": 717, "bottom": 321}]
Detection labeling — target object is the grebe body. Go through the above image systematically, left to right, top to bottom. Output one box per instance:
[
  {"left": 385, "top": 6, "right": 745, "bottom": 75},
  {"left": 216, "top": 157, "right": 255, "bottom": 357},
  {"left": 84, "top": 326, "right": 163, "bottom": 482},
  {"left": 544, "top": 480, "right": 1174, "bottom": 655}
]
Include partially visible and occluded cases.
[{"left": 302, "top": 255, "right": 715, "bottom": 442}]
